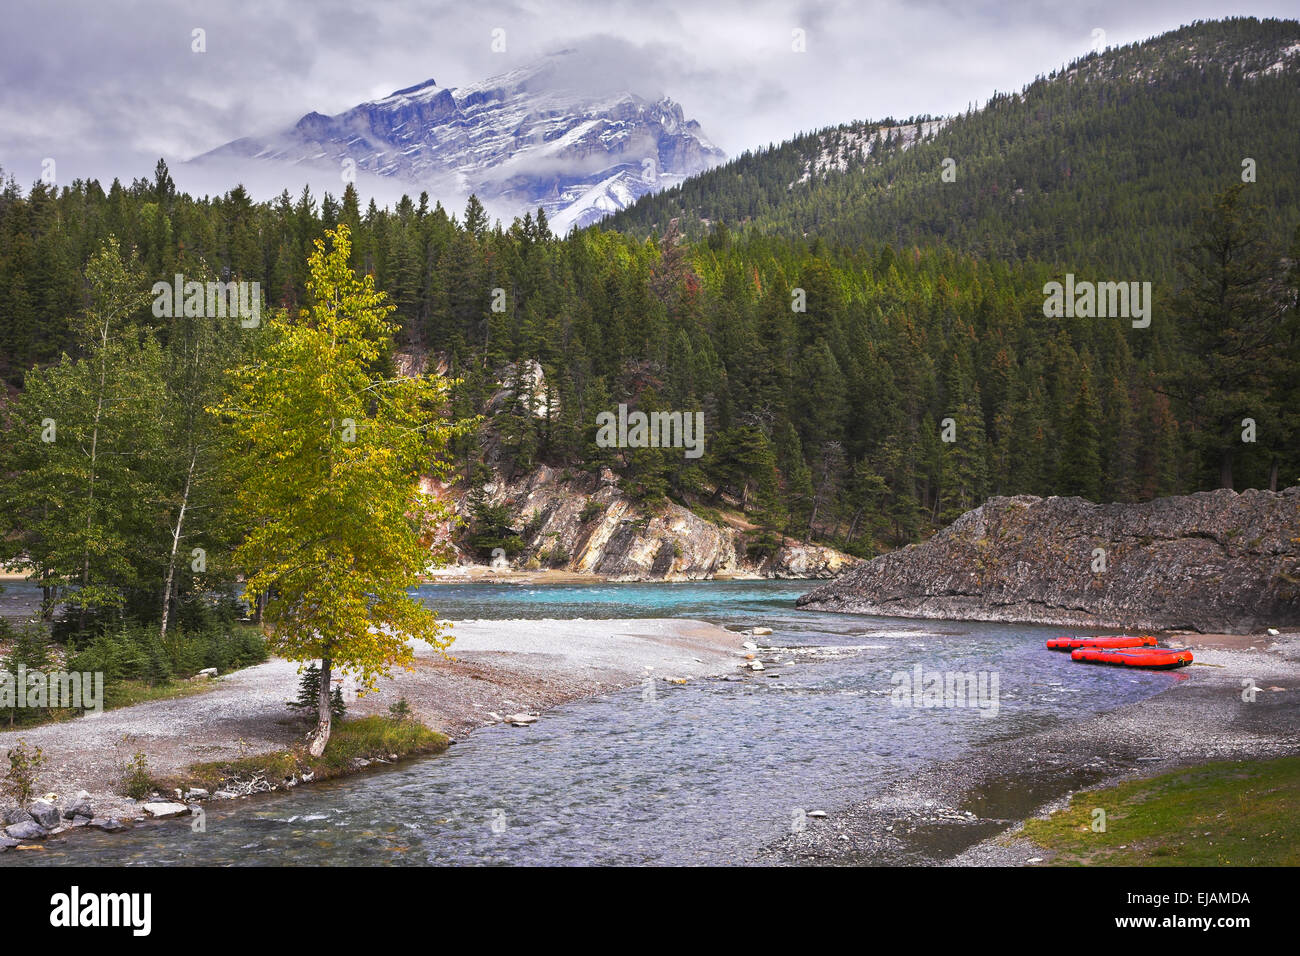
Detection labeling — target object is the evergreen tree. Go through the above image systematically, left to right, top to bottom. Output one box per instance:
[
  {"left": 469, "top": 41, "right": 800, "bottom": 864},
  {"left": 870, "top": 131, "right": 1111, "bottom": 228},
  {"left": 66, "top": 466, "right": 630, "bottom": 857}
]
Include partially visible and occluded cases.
[{"left": 1165, "top": 185, "right": 1282, "bottom": 489}]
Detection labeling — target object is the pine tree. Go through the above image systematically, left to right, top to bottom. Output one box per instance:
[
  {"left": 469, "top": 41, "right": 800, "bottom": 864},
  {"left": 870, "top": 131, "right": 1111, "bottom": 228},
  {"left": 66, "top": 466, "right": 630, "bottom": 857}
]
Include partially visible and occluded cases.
[
  {"left": 1164, "top": 185, "right": 1282, "bottom": 489},
  {"left": 1056, "top": 367, "right": 1104, "bottom": 500},
  {"left": 288, "top": 663, "right": 346, "bottom": 722}
]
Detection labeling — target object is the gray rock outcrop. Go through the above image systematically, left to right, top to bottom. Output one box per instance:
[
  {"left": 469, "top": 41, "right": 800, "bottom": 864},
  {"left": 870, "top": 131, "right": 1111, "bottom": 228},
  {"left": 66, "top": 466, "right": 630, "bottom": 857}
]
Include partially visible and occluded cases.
[
  {"left": 451, "top": 463, "right": 858, "bottom": 581},
  {"left": 797, "top": 488, "right": 1300, "bottom": 634}
]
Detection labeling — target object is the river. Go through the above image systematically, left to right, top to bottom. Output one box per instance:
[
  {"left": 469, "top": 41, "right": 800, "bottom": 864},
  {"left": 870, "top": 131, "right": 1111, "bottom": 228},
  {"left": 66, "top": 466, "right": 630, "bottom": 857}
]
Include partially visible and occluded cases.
[{"left": 1, "top": 580, "right": 1181, "bottom": 865}]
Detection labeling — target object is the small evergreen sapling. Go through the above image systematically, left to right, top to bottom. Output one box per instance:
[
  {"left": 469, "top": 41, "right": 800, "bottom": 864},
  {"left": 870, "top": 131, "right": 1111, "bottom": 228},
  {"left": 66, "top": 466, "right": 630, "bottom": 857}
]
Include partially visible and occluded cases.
[{"left": 289, "top": 662, "right": 346, "bottom": 722}]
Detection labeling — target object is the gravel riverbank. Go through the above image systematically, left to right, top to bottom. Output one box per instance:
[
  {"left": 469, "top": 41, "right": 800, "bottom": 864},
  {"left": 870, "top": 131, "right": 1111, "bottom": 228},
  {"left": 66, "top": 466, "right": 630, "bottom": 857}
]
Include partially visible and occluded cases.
[
  {"left": 0, "top": 618, "right": 746, "bottom": 828},
  {"left": 764, "top": 630, "right": 1300, "bottom": 865}
]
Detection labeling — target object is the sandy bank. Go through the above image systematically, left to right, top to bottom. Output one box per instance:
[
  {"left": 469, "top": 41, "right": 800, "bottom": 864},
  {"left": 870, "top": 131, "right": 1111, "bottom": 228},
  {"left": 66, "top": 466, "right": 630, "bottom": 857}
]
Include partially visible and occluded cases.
[{"left": 0, "top": 618, "right": 746, "bottom": 825}]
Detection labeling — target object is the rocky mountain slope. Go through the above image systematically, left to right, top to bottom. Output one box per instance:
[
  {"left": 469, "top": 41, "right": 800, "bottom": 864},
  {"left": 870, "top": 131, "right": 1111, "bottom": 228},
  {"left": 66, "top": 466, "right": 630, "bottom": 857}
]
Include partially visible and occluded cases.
[
  {"left": 193, "top": 50, "right": 724, "bottom": 232},
  {"left": 433, "top": 463, "right": 855, "bottom": 582},
  {"left": 797, "top": 488, "right": 1300, "bottom": 633}
]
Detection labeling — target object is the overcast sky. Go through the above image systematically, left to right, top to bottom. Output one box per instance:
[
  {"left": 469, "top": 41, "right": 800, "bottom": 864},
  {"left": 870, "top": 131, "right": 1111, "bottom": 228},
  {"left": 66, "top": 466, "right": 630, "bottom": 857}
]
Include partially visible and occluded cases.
[{"left": 1, "top": 0, "right": 1295, "bottom": 198}]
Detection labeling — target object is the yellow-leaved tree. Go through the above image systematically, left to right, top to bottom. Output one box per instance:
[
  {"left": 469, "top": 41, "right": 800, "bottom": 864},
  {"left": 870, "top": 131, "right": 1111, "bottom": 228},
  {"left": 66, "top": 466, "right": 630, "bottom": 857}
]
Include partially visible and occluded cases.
[{"left": 215, "top": 224, "right": 459, "bottom": 755}]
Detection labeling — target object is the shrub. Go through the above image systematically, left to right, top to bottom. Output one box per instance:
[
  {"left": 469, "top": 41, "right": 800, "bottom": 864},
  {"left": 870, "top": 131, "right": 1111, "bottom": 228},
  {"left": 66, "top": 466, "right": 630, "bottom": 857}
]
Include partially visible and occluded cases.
[
  {"left": 579, "top": 501, "right": 603, "bottom": 523},
  {"left": 745, "top": 532, "right": 782, "bottom": 562},
  {"left": 540, "top": 545, "right": 569, "bottom": 567},
  {"left": 172, "top": 594, "right": 245, "bottom": 633},
  {"left": 68, "top": 623, "right": 267, "bottom": 687},
  {"left": 1, "top": 626, "right": 54, "bottom": 726},
  {"left": 3, "top": 739, "right": 46, "bottom": 805},
  {"left": 121, "top": 751, "right": 153, "bottom": 799}
]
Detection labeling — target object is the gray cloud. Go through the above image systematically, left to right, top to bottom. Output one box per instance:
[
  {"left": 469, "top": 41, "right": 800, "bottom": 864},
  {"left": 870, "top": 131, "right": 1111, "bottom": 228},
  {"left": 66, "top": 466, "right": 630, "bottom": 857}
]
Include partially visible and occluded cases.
[{"left": 1, "top": 0, "right": 1294, "bottom": 198}]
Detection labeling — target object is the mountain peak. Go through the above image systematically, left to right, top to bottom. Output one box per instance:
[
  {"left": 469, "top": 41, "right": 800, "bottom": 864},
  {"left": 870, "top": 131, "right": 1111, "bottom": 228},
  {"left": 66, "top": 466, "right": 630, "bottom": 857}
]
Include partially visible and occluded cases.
[
  {"left": 193, "top": 53, "right": 723, "bottom": 231},
  {"left": 388, "top": 78, "right": 438, "bottom": 98}
]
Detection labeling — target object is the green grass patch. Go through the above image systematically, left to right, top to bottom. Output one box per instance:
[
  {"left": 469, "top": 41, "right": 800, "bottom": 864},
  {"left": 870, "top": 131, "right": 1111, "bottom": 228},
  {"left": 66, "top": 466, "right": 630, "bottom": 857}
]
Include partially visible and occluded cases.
[
  {"left": 2, "top": 673, "right": 231, "bottom": 731},
  {"left": 102, "top": 678, "right": 218, "bottom": 710},
  {"left": 160, "top": 716, "right": 450, "bottom": 796},
  {"left": 1019, "top": 756, "right": 1300, "bottom": 866}
]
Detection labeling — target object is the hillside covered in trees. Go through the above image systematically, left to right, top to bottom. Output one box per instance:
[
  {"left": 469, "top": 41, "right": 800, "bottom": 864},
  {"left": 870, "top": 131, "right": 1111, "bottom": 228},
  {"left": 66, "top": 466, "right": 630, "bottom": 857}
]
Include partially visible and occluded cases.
[{"left": 608, "top": 17, "right": 1300, "bottom": 279}]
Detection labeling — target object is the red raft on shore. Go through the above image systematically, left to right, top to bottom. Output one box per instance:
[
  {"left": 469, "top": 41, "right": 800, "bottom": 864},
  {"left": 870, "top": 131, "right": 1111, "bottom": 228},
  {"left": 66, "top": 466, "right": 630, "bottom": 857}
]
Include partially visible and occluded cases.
[
  {"left": 1045, "top": 635, "right": 1158, "bottom": 651},
  {"left": 1070, "top": 646, "right": 1194, "bottom": 669}
]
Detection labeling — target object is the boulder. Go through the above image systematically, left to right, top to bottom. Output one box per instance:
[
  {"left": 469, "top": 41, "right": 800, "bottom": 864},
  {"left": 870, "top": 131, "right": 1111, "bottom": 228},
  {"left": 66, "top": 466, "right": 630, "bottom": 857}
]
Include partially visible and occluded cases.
[
  {"left": 765, "top": 543, "right": 859, "bottom": 579},
  {"left": 63, "top": 791, "right": 94, "bottom": 820},
  {"left": 29, "top": 800, "right": 62, "bottom": 829},
  {"left": 141, "top": 801, "right": 189, "bottom": 818},
  {"left": 3, "top": 807, "right": 33, "bottom": 826},
  {"left": 88, "top": 818, "right": 126, "bottom": 832},
  {"left": 4, "top": 821, "right": 48, "bottom": 840}
]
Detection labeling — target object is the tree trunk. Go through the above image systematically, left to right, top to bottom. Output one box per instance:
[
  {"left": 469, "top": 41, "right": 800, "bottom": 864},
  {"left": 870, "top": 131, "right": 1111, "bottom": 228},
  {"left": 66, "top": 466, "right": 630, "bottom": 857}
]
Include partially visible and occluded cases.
[
  {"left": 79, "top": 318, "right": 111, "bottom": 636},
  {"left": 159, "top": 448, "right": 197, "bottom": 643},
  {"left": 1220, "top": 450, "right": 1234, "bottom": 490},
  {"left": 1269, "top": 456, "right": 1279, "bottom": 493},
  {"left": 846, "top": 509, "right": 862, "bottom": 545},
  {"left": 308, "top": 652, "right": 333, "bottom": 757}
]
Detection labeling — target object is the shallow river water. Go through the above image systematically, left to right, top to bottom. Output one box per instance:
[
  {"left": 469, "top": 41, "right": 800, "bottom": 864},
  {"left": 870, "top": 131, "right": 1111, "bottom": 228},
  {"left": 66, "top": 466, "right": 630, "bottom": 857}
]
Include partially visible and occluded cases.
[{"left": 2, "top": 581, "right": 1180, "bottom": 865}]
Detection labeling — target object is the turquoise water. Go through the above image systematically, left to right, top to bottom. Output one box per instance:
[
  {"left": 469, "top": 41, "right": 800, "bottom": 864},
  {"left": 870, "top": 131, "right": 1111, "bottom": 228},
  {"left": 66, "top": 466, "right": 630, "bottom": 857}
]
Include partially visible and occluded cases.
[{"left": 2, "top": 580, "right": 1180, "bottom": 866}]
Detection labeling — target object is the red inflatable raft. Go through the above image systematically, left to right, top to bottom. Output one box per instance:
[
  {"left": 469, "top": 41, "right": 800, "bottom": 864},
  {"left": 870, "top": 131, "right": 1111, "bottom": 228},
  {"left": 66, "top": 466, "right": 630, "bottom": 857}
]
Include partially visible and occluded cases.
[
  {"left": 1046, "top": 635, "right": 1158, "bottom": 651},
  {"left": 1070, "top": 646, "right": 1193, "bottom": 669}
]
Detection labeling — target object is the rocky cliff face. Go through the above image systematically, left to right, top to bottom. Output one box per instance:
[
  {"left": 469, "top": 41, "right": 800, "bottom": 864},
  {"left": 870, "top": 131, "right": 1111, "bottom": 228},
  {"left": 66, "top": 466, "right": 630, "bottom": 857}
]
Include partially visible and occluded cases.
[
  {"left": 450, "top": 464, "right": 856, "bottom": 581},
  {"left": 797, "top": 488, "right": 1300, "bottom": 633}
]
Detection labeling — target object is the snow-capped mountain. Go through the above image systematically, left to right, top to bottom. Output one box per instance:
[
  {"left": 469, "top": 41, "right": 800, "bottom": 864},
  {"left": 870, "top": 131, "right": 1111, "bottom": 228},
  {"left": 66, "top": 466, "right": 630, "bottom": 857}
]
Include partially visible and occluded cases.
[{"left": 191, "top": 51, "right": 725, "bottom": 232}]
